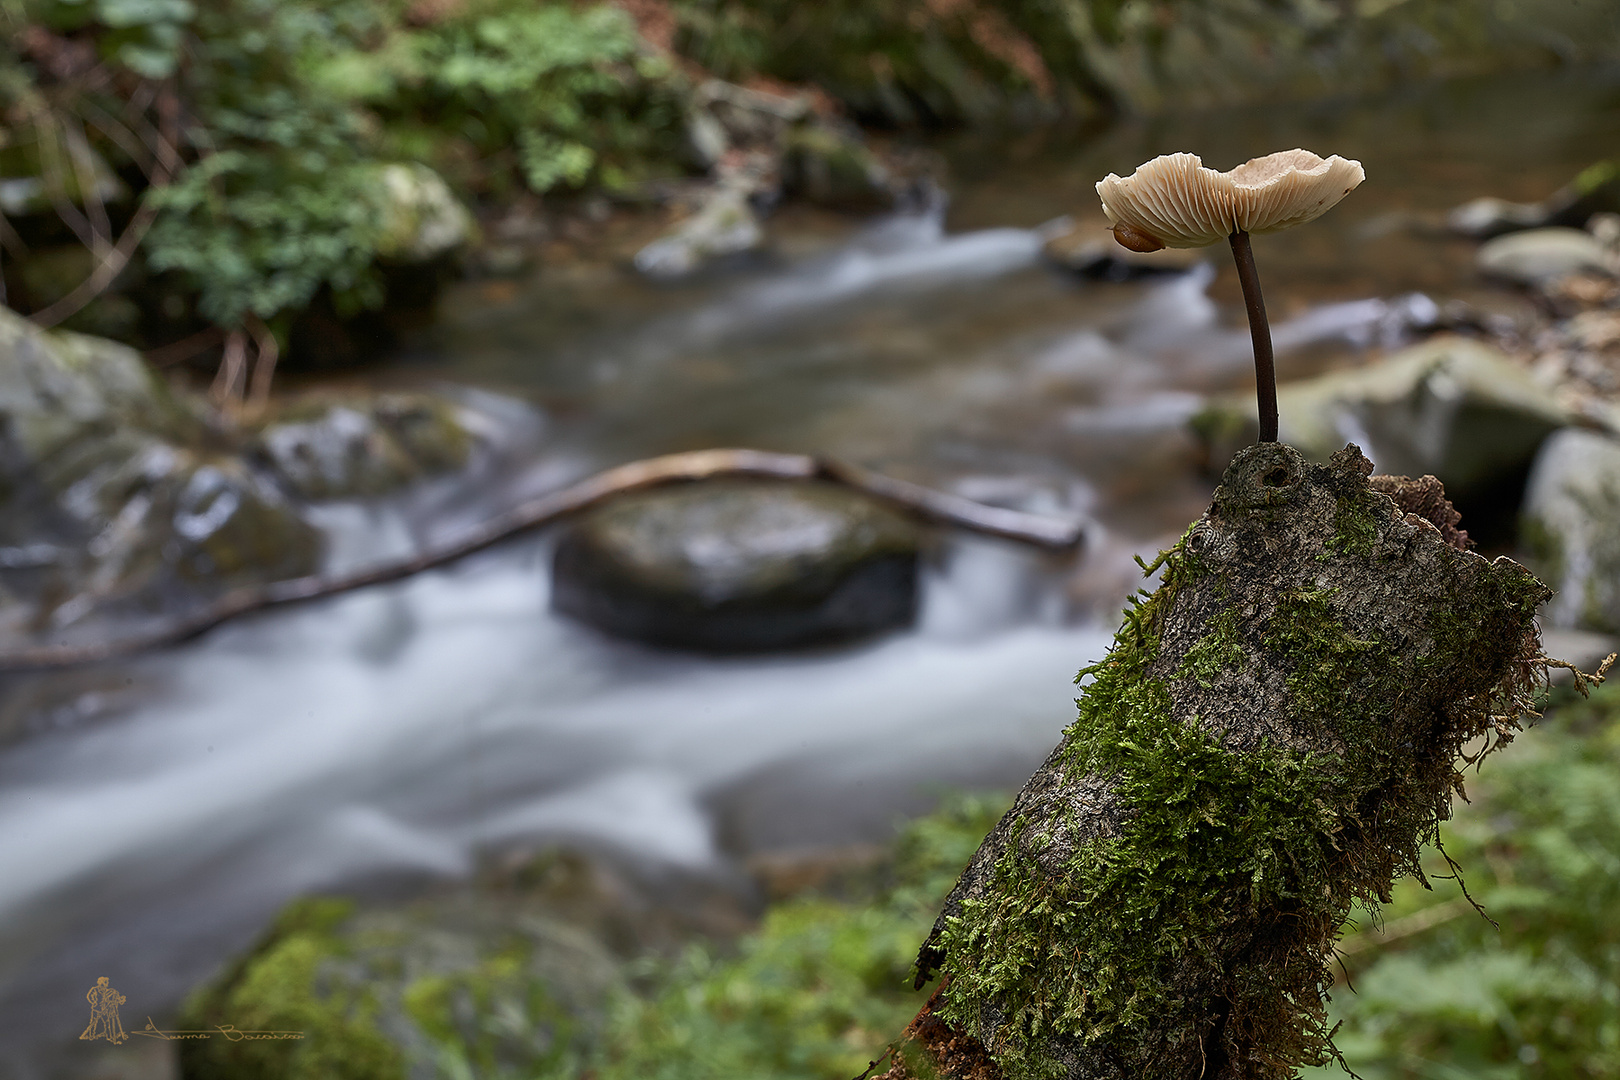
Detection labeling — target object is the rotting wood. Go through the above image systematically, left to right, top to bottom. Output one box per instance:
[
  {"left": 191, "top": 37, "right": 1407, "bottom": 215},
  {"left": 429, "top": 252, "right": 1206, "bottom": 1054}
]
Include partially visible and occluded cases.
[
  {"left": 879, "top": 441, "right": 1577, "bottom": 1080},
  {"left": 0, "top": 448, "right": 1086, "bottom": 671}
]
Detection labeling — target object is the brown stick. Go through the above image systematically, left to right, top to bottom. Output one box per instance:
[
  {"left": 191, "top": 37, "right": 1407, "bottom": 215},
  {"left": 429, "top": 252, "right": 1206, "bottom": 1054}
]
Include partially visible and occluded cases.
[
  {"left": 28, "top": 195, "right": 160, "bottom": 329},
  {"left": 1229, "top": 230, "right": 1277, "bottom": 443},
  {"left": 244, "top": 313, "right": 280, "bottom": 413},
  {"left": 144, "top": 326, "right": 226, "bottom": 368},
  {"left": 0, "top": 449, "right": 1086, "bottom": 670}
]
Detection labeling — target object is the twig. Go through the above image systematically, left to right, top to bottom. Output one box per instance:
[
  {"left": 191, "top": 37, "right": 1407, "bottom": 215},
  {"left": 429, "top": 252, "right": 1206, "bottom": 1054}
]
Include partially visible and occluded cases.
[
  {"left": 28, "top": 194, "right": 160, "bottom": 329},
  {"left": 244, "top": 314, "right": 280, "bottom": 412},
  {"left": 144, "top": 326, "right": 225, "bottom": 368},
  {"left": 209, "top": 329, "right": 248, "bottom": 407},
  {"left": 0, "top": 449, "right": 1087, "bottom": 670},
  {"left": 1433, "top": 836, "right": 1497, "bottom": 931},
  {"left": 1333, "top": 897, "right": 1471, "bottom": 957}
]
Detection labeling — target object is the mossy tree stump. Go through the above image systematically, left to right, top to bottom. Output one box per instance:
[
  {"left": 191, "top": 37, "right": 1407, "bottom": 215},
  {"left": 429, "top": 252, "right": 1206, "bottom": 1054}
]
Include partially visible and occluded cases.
[{"left": 896, "top": 443, "right": 1549, "bottom": 1080}]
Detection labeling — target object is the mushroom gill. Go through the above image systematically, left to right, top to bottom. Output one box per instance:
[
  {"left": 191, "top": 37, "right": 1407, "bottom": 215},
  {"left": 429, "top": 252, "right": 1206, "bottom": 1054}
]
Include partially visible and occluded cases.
[{"left": 1096, "top": 149, "right": 1365, "bottom": 250}]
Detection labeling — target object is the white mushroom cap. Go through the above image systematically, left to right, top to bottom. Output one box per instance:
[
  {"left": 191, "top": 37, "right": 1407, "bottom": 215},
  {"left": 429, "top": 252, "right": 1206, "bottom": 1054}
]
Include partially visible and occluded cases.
[{"left": 1095, "top": 149, "right": 1365, "bottom": 250}]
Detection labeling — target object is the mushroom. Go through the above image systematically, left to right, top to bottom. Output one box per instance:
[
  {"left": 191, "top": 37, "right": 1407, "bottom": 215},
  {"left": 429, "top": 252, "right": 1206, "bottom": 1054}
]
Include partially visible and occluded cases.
[{"left": 1096, "top": 149, "right": 1365, "bottom": 442}]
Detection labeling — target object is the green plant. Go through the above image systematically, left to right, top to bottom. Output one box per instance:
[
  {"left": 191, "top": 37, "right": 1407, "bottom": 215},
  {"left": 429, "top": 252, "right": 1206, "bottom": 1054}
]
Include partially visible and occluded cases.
[
  {"left": 1, "top": 0, "right": 686, "bottom": 341},
  {"left": 1300, "top": 684, "right": 1620, "bottom": 1080},
  {"left": 592, "top": 794, "right": 1007, "bottom": 1080},
  {"left": 177, "top": 897, "right": 405, "bottom": 1080}
]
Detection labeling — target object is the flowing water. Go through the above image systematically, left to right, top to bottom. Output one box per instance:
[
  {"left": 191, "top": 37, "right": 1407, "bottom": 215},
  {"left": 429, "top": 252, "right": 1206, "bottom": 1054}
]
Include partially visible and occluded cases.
[{"left": 1, "top": 66, "right": 1618, "bottom": 1075}]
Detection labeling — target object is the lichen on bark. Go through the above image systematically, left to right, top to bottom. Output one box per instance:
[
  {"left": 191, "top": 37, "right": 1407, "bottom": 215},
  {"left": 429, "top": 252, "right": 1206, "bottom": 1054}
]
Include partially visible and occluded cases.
[{"left": 903, "top": 442, "right": 1550, "bottom": 1080}]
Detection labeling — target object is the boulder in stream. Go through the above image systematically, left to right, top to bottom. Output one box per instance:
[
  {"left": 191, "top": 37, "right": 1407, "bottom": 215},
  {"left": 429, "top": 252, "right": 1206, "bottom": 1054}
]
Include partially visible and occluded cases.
[
  {"left": 1449, "top": 159, "right": 1620, "bottom": 239},
  {"left": 369, "top": 162, "right": 477, "bottom": 263},
  {"left": 1041, "top": 216, "right": 1206, "bottom": 280},
  {"left": 1476, "top": 226, "right": 1616, "bottom": 286},
  {"left": 0, "top": 307, "right": 321, "bottom": 637},
  {"left": 1191, "top": 336, "right": 1571, "bottom": 511},
  {"left": 251, "top": 392, "right": 476, "bottom": 500},
  {"left": 1520, "top": 427, "right": 1620, "bottom": 633},
  {"left": 551, "top": 479, "right": 921, "bottom": 651}
]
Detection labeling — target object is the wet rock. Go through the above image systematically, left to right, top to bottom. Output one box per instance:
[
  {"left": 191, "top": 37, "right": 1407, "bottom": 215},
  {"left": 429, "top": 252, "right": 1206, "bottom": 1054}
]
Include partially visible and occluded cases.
[
  {"left": 638, "top": 78, "right": 902, "bottom": 278},
  {"left": 687, "top": 78, "right": 812, "bottom": 168},
  {"left": 779, "top": 123, "right": 893, "bottom": 209},
  {"left": 1449, "top": 160, "right": 1620, "bottom": 239},
  {"left": 369, "top": 162, "right": 476, "bottom": 262},
  {"left": 633, "top": 181, "right": 766, "bottom": 279},
  {"left": 1447, "top": 196, "right": 1548, "bottom": 239},
  {"left": 1041, "top": 216, "right": 1206, "bottom": 280},
  {"left": 1477, "top": 227, "right": 1616, "bottom": 286},
  {"left": 0, "top": 307, "right": 321, "bottom": 635},
  {"left": 1191, "top": 336, "right": 1571, "bottom": 507},
  {"left": 251, "top": 393, "right": 475, "bottom": 500},
  {"left": 1520, "top": 427, "right": 1620, "bottom": 632},
  {"left": 552, "top": 479, "right": 921, "bottom": 651},
  {"left": 178, "top": 849, "right": 755, "bottom": 1080}
]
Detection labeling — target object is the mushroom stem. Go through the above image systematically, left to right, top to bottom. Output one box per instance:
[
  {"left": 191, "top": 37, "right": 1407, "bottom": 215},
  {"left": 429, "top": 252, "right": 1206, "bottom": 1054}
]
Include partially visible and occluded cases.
[{"left": 1228, "top": 229, "right": 1278, "bottom": 443}]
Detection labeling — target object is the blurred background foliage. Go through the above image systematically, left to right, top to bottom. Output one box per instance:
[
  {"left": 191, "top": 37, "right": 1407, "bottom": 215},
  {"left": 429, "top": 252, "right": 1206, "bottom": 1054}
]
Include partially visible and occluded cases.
[
  {"left": 0, "top": 0, "right": 1616, "bottom": 338},
  {"left": 1302, "top": 682, "right": 1620, "bottom": 1080}
]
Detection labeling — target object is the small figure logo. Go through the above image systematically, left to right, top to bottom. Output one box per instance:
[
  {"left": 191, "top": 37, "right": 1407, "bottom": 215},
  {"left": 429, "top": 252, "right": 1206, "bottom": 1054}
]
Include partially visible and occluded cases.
[{"left": 80, "top": 977, "right": 127, "bottom": 1044}]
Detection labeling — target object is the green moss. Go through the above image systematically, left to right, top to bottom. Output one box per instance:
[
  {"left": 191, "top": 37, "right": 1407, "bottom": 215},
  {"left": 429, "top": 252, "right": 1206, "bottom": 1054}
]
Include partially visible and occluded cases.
[
  {"left": 1324, "top": 490, "right": 1384, "bottom": 559},
  {"left": 931, "top": 491, "right": 1547, "bottom": 1078},
  {"left": 936, "top": 553, "right": 1349, "bottom": 1075},
  {"left": 1269, "top": 589, "right": 1395, "bottom": 734},
  {"left": 1175, "top": 604, "right": 1244, "bottom": 688},
  {"left": 1302, "top": 686, "right": 1620, "bottom": 1080},
  {"left": 594, "top": 794, "right": 1006, "bottom": 1080},
  {"left": 178, "top": 898, "right": 404, "bottom": 1080},
  {"left": 402, "top": 944, "right": 587, "bottom": 1078}
]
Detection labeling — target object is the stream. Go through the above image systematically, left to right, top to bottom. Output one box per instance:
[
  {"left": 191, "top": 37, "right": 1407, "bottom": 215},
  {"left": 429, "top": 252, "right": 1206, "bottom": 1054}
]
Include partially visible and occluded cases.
[{"left": 2, "top": 65, "right": 1618, "bottom": 1076}]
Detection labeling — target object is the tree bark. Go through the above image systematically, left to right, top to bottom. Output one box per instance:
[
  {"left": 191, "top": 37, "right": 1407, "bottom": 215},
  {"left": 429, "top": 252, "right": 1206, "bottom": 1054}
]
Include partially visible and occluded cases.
[{"left": 891, "top": 442, "right": 1550, "bottom": 1080}]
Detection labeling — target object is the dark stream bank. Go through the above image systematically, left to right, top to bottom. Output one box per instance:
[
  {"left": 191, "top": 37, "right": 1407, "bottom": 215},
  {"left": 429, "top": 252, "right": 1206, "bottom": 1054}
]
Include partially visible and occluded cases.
[{"left": 2, "top": 66, "right": 1619, "bottom": 1078}]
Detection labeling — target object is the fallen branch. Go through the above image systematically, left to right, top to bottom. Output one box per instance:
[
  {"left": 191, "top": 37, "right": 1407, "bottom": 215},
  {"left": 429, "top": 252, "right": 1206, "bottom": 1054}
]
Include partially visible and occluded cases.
[
  {"left": 27, "top": 191, "right": 160, "bottom": 329},
  {"left": 0, "top": 448, "right": 1086, "bottom": 670}
]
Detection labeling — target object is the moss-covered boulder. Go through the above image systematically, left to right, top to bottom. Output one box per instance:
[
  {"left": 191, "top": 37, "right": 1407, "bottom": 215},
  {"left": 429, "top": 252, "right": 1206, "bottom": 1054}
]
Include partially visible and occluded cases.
[
  {"left": 368, "top": 163, "right": 476, "bottom": 264},
  {"left": 1476, "top": 227, "right": 1617, "bottom": 287},
  {"left": 0, "top": 307, "right": 322, "bottom": 639},
  {"left": 1190, "top": 336, "right": 1570, "bottom": 508},
  {"left": 250, "top": 393, "right": 475, "bottom": 501},
  {"left": 907, "top": 442, "right": 1547, "bottom": 1079},
  {"left": 552, "top": 478, "right": 921, "bottom": 651},
  {"left": 177, "top": 848, "right": 754, "bottom": 1080},
  {"left": 178, "top": 899, "right": 404, "bottom": 1080}
]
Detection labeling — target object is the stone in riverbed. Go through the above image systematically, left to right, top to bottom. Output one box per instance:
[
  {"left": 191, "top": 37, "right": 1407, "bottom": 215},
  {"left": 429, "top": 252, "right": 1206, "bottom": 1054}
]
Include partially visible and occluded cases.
[
  {"left": 1041, "top": 216, "right": 1206, "bottom": 280},
  {"left": 1476, "top": 226, "right": 1616, "bottom": 286},
  {"left": 0, "top": 307, "right": 322, "bottom": 637},
  {"left": 1191, "top": 336, "right": 1571, "bottom": 511},
  {"left": 250, "top": 392, "right": 475, "bottom": 500},
  {"left": 1520, "top": 427, "right": 1620, "bottom": 633},
  {"left": 551, "top": 479, "right": 921, "bottom": 651}
]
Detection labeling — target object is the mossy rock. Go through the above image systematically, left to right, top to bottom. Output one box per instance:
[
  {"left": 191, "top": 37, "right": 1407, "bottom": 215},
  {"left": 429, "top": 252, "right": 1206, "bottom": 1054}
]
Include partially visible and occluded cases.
[
  {"left": 780, "top": 123, "right": 892, "bottom": 209},
  {"left": 0, "top": 308, "right": 325, "bottom": 635},
  {"left": 1190, "top": 336, "right": 1570, "bottom": 505},
  {"left": 251, "top": 392, "right": 475, "bottom": 501},
  {"left": 1520, "top": 427, "right": 1620, "bottom": 633},
  {"left": 913, "top": 442, "right": 1548, "bottom": 1079},
  {"left": 552, "top": 478, "right": 921, "bottom": 652},
  {"left": 178, "top": 898, "right": 405, "bottom": 1080}
]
